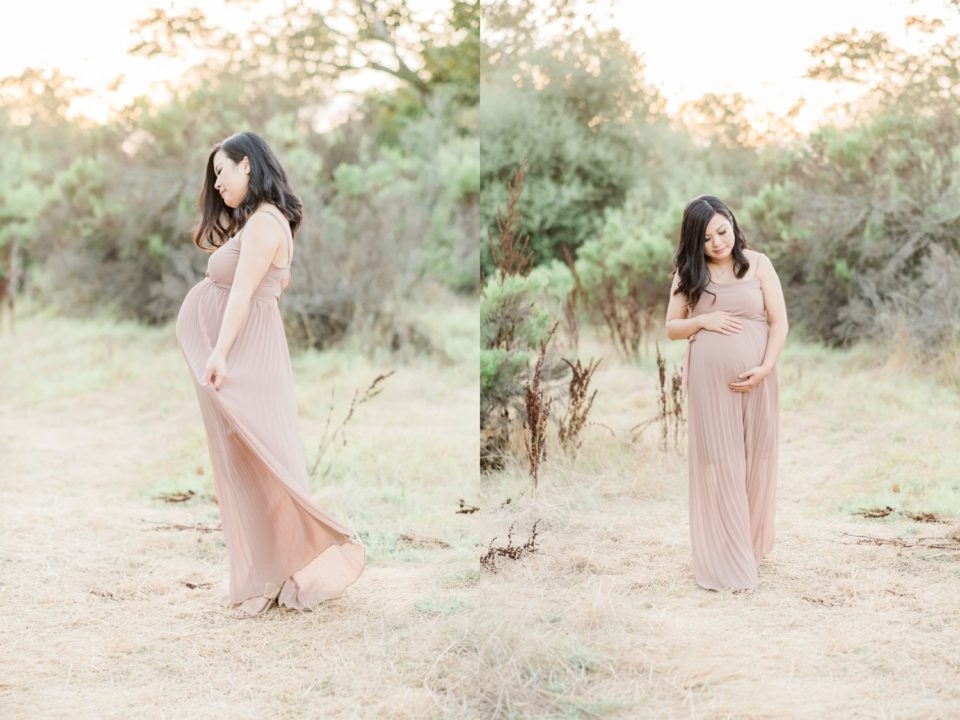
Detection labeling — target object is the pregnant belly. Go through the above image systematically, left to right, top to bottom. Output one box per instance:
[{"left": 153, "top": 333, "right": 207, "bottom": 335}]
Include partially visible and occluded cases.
[
  {"left": 175, "top": 282, "right": 206, "bottom": 350},
  {"left": 690, "top": 322, "right": 768, "bottom": 379}
]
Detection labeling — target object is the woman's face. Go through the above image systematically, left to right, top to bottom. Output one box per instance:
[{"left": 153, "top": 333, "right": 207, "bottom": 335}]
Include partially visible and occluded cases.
[
  {"left": 212, "top": 149, "right": 249, "bottom": 209},
  {"left": 703, "top": 212, "right": 734, "bottom": 263}
]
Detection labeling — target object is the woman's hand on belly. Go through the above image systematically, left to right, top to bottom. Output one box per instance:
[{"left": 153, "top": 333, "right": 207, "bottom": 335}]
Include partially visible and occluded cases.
[
  {"left": 699, "top": 311, "right": 743, "bottom": 335},
  {"left": 729, "top": 365, "right": 770, "bottom": 393}
]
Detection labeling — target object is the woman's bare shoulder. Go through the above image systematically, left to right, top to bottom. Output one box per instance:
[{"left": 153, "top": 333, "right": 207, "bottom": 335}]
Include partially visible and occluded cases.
[
  {"left": 255, "top": 201, "right": 281, "bottom": 214},
  {"left": 251, "top": 203, "right": 292, "bottom": 232},
  {"left": 745, "top": 248, "right": 766, "bottom": 263},
  {"left": 747, "top": 249, "right": 776, "bottom": 284}
]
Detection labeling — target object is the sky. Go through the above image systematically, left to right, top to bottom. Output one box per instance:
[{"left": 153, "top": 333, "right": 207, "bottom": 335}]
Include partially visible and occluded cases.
[
  {"left": 0, "top": 0, "right": 451, "bottom": 127},
  {"left": 2, "top": 0, "right": 957, "bottom": 134},
  {"left": 603, "top": 0, "right": 960, "bottom": 134}
]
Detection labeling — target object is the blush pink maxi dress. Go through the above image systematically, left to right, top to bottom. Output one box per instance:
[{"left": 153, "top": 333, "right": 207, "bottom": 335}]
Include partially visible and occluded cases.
[
  {"left": 175, "top": 211, "right": 365, "bottom": 610},
  {"left": 682, "top": 270, "right": 779, "bottom": 592}
]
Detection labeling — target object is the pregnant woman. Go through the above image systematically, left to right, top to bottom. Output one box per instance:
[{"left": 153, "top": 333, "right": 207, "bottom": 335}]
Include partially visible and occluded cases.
[
  {"left": 175, "top": 131, "right": 365, "bottom": 618},
  {"left": 664, "top": 195, "right": 789, "bottom": 594}
]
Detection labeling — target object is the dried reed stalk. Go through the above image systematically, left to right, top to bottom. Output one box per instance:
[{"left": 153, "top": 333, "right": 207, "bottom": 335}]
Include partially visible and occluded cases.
[
  {"left": 487, "top": 160, "right": 534, "bottom": 283},
  {"left": 561, "top": 244, "right": 582, "bottom": 349},
  {"left": 598, "top": 280, "right": 643, "bottom": 360},
  {"left": 524, "top": 321, "right": 559, "bottom": 487},
  {"left": 630, "top": 342, "right": 685, "bottom": 453},
  {"left": 557, "top": 356, "right": 601, "bottom": 457},
  {"left": 310, "top": 370, "right": 396, "bottom": 478}
]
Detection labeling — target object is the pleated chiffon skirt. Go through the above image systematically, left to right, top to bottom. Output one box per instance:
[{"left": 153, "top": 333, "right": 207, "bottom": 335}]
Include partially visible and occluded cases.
[
  {"left": 175, "top": 234, "right": 364, "bottom": 610},
  {"left": 683, "top": 277, "right": 779, "bottom": 591}
]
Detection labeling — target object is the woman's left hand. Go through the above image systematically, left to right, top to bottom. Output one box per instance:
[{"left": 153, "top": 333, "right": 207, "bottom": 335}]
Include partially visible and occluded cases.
[
  {"left": 203, "top": 350, "right": 228, "bottom": 391},
  {"left": 729, "top": 365, "right": 769, "bottom": 393}
]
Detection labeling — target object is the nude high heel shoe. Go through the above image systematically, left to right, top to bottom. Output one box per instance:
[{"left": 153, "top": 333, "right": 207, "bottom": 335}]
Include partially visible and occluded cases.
[{"left": 230, "top": 582, "right": 282, "bottom": 619}]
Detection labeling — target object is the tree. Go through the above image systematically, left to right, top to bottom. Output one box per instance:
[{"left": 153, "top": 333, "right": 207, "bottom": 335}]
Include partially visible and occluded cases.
[{"left": 481, "top": 27, "right": 665, "bottom": 267}]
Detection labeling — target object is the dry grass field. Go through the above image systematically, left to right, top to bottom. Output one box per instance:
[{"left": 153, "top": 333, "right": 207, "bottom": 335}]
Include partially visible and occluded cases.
[
  {"left": 0, "top": 292, "right": 485, "bottom": 719},
  {"left": 2, "top": 301, "right": 958, "bottom": 718},
  {"left": 475, "top": 326, "right": 960, "bottom": 718}
]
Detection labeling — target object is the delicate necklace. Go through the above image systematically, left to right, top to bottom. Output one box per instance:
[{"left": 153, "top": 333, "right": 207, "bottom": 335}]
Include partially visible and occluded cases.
[{"left": 711, "top": 263, "right": 734, "bottom": 283}]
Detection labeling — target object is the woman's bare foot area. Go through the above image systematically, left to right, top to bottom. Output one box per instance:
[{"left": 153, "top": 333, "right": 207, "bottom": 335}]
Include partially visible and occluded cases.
[{"left": 230, "top": 588, "right": 281, "bottom": 619}]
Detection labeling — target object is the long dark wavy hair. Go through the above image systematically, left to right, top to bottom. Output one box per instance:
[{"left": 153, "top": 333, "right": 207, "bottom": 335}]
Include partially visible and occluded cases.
[
  {"left": 193, "top": 131, "right": 303, "bottom": 251},
  {"left": 671, "top": 194, "right": 750, "bottom": 311}
]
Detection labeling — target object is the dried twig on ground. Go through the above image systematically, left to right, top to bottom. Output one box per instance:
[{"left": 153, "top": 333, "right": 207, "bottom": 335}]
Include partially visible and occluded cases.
[
  {"left": 152, "top": 489, "right": 218, "bottom": 504},
  {"left": 154, "top": 489, "right": 197, "bottom": 503},
  {"left": 456, "top": 499, "right": 480, "bottom": 514},
  {"left": 852, "top": 506, "right": 949, "bottom": 523},
  {"left": 853, "top": 506, "right": 896, "bottom": 518},
  {"left": 903, "top": 511, "right": 948, "bottom": 523},
  {"left": 139, "top": 519, "right": 222, "bottom": 533},
  {"left": 480, "top": 519, "right": 542, "bottom": 572},
  {"left": 837, "top": 531, "right": 960, "bottom": 551},
  {"left": 397, "top": 534, "right": 451, "bottom": 549},
  {"left": 801, "top": 595, "right": 844, "bottom": 607}
]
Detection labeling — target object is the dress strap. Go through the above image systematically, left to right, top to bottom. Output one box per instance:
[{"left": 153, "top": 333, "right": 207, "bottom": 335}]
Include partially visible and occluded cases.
[
  {"left": 237, "top": 209, "right": 293, "bottom": 268},
  {"left": 260, "top": 209, "right": 293, "bottom": 269}
]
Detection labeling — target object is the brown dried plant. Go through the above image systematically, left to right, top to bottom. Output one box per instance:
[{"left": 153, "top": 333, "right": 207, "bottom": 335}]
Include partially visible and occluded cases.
[
  {"left": 481, "top": 158, "right": 539, "bottom": 473},
  {"left": 487, "top": 160, "right": 534, "bottom": 283},
  {"left": 0, "top": 232, "right": 18, "bottom": 334},
  {"left": 561, "top": 244, "right": 582, "bottom": 349},
  {"left": 583, "top": 272, "right": 661, "bottom": 362},
  {"left": 600, "top": 281, "right": 643, "bottom": 360},
  {"left": 524, "top": 321, "right": 559, "bottom": 488},
  {"left": 631, "top": 342, "right": 685, "bottom": 453},
  {"left": 557, "top": 356, "right": 601, "bottom": 457},
  {"left": 669, "top": 359, "right": 685, "bottom": 450},
  {"left": 310, "top": 370, "right": 396, "bottom": 478},
  {"left": 480, "top": 519, "right": 542, "bottom": 572}
]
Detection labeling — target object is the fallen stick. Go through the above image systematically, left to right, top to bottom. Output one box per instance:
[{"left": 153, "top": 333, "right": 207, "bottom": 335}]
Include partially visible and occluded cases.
[
  {"left": 140, "top": 519, "right": 222, "bottom": 533},
  {"left": 838, "top": 531, "right": 960, "bottom": 551}
]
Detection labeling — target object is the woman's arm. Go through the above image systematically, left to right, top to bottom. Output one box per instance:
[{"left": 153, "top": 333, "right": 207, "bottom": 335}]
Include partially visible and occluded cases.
[
  {"left": 213, "top": 213, "right": 285, "bottom": 358},
  {"left": 757, "top": 253, "right": 789, "bottom": 371},
  {"left": 665, "top": 272, "right": 702, "bottom": 340},
  {"left": 667, "top": 315, "right": 706, "bottom": 340}
]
